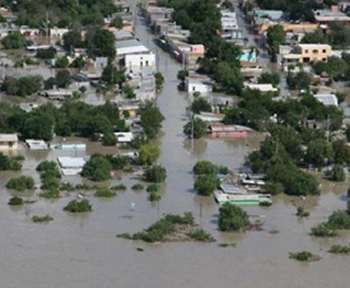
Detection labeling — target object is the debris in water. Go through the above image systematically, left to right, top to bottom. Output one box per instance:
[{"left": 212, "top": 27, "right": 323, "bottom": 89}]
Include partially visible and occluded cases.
[{"left": 136, "top": 247, "right": 144, "bottom": 252}]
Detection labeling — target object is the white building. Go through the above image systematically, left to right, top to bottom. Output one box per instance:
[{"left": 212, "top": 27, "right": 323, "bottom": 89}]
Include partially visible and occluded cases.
[
  {"left": 221, "top": 10, "right": 239, "bottom": 32},
  {"left": 115, "top": 39, "right": 149, "bottom": 56},
  {"left": 124, "top": 52, "right": 156, "bottom": 74},
  {"left": 185, "top": 78, "right": 213, "bottom": 94},
  {"left": 244, "top": 83, "right": 278, "bottom": 93},
  {"left": 314, "top": 93, "right": 338, "bottom": 107},
  {"left": 0, "top": 134, "right": 18, "bottom": 150}
]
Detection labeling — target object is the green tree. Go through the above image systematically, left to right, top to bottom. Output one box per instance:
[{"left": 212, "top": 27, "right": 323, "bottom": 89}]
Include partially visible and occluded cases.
[
  {"left": 110, "top": 16, "right": 123, "bottom": 29},
  {"left": 266, "top": 25, "right": 286, "bottom": 59},
  {"left": 92, "top": 29, "right": 116, "bottom": 61},
  {"left": 63, "top": 30, "right": 84, "bottom": 50},
  {"left": 301, "top": 30, "right": 328, "bottom": 44},
  {"left": 1, "top": 31, "right": 27, "bottom": 49},
  {"left": 36, "top": 47, "right": 57, "bottom": 59},
  {"left": 55, "top": 56, "right": 69, "bottom": 68},
  {"left": 70, "top": 56, "right": 86, "bottom": 70},
  {"left": 101, "top": 65, "right": 126, "bottom": 87},
  {"left": 56, "top": 69, "right": 72, "bottom": 88},
  {"left": 177, "top": 69, "right": 188, "bottom": 82},
  {"left": 155, "top": 72, "right": 165, "bottom": 90},
  {"left": 257, "top": 72, "right": 281, "bottom": 87},
  {"left": 191, "top": 97, "right": 212, "bottom": 114},
  {"left": 140, "top": 103, "right": 165, "bottom": 139},
  {"left": 21, "top": 113, "right": 54, "bottom": 141},
  {"left": 183, "top": 118, "right": 207, "bottom": 139},
  {"left": 305, "top": 139, "right": 334, "bottom": 167},
  {"left": 332, "top": 139, "right": 350, "bottom": 165},
  {"left": 138, "top": 144, "right": 161, "bottom": 166},
  {"left": 81, "top": 154, "right": 112, "bottom": 181},
  {"left": 193, "top": 160, "right": 218, "bottom": 175},
  {"left": 329, "top": 164, "right": 346, "bottom": 182},
  {"left": 144, "top": 165, "right": 167, "bottom": 182},
  {"left": 194, "top": 174, "right": 218, "bottom": 196},
  {"left": 6, "top": 176, "right": 35, "bottom": 191},
  {"left": 63, "top": 199, "right": 93, "bottom": 213},
  {"left": 218, "top": 203, "right": 250, "bottom": 232}
]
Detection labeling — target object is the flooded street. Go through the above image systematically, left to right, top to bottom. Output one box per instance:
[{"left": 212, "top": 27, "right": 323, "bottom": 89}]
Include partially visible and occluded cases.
[{"left": 0, "top": 9, "right": 349, "bottom": 288}]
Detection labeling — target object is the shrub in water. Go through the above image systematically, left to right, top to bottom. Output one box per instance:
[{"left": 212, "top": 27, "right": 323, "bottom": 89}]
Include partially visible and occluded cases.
[
  {"left": 8, "top": 196, "right": 23, "bottom": 206},
  {"left": 63, "top": 199, "right": 92, "bottom": 213}
]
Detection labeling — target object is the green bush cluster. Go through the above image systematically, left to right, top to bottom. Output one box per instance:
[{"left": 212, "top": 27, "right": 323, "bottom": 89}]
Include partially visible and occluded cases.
[
  {"left": 0, "top": 153, "right": 24, "bottom": 171},
  {"left": 82, "top": 154, "right": 114, "bottom": 182},
  {"left": 37, "top": 161, "right": 61, "bottom": 191},
  {"left": 144, "top": 165, "right": 167, "bottom": 183},
  {"left": 6, "top": 176, "right": 35, "bottom": 192},
  {"left": 131, "top": 183, "right": 144, "bottom": 191},
  {"left": 110, "top": 184, "right": 127, "bottom": 191},
  {"left": 94, "top": 187, "right": 116, "bottom": 198},
  {"left": 8, "top": 197, "right": 23, "bottom": 206},
  {"left": 63, "top": 199, "right": 92, "bottom": 213},
  {"left": 219, "top": 203, "right": 250, "bottom": 232},
  {"left": 296, "top": 207, "right": 310, "bottom": 217},
  {"left": 118, "top": 212, "right": 196, "bottom": 243},
  {"left": 32, "top": 215, "right": 54, "bottom": 223},
  {"left": 310, "top": 223, "right": 337, "bottom": 237},
  {"left": 187, "top": 229, "right": 214, "bottom": 242},
  {"left": 328, "top": 244, "right": 350, "bottom": 254},
  {"left": 289, "top": 251, "right": 318, "bottom": 262}
]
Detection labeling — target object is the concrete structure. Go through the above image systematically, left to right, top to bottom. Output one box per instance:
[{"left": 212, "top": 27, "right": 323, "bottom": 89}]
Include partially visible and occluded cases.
[
  {"left": 144, "top": 6, "right": 174, "bottom": 25},
  {"left": 313, "top": 7, "right": 350, "bottom": 24},
  {"left": 221, "top": 10, "right": 239, "bottom": 32},
  {"left": 50, "top": 27, "right": 69, "bottom": 38},
  {"left": 115, "top": 39, "right": 149, "bottom": 56},
  {"left": 280, "top": 44, "right": 332, "bottom": 63},
  {"left": 124, "top": 52, "right": 156, "bottom": 74},
  {"left": 185, "top": 76, "right": 213, "bottom": 94},
  {"left": 244, "top": 83, "right": 278, "bottom": 93},
  {"left": 38, "top": 89, "right": 73, "bottom": 101},
  {"left": 314, "top": 93, "right": 339, "bottom": 107},
  {"left": 194, "top": 112, "right": 225, "bottom": 123},
  {"left": 208, "top": 124, "right": 251, "bottom": 138},
  {"left": 114, "top": 132, "right": 134, "bottom": 143},
  {"left": 0, "top": 134, "right": 18, "bottom": 150},
  {"left": 25, "top": 139, "right": 49, "bottom": 150},
  {"left": 57, "top": 156, "right": 86, "bottom": 176}
]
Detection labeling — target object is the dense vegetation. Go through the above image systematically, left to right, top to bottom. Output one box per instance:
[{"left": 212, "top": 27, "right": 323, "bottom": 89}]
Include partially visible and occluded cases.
[
  {"left": 4, "top": 0, "right": 118, "bottom": 28},
  {"left": 159, "top": 0, "right": 243, "bottom": 95},
  {"left": 0, "top": 153, "right": 24, "bottom": 171},
  {"left": 82, "top": 155, "right": 113, "bottom": 182},
  {"left": 144, "top": 165, "right": 167, "bottom": 183},
  {"left": 6, "top": 176, "right": 35, "bottom": 192},
  {"left": 94, "top": 187, "right": 116, "bottom": 198},
  {"left": 8, "top": 196, "right": 23, "bottom": 206},
  {"left": 63, "top": 199, "right": 93, "bottom": 213},
  {"left": 218, "top": 203, "right": 250, "bottom": 232},
  {"left": 310, "top": 210, "right": 350, "bottom": 237},
  {"left": 117, "top": 212, "right": 213, "bottom": 243},
  {"left": 32, "top": 215, "right": 54, "bottom": 223},
  {"left": 328, "top": 244, "right": 350, "bottom": 254},
  {"left": 289, "top": 251, "right": 320, "bottom": 262}
]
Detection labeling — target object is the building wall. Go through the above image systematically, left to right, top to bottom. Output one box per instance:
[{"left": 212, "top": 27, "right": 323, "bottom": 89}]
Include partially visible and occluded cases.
[
  {"left": 300, "top": 45, "right": 332, "bottom": 62},
  {"left": 124, "top": 53, "right": 156, "bottom": 74},
  {"left": 186, "top": 80, "right": 213, "bottom": 94},
  {"left": 210, "top": 131, "right": 248, "bottom": 138},
  {"left": 0, "top": 141, "right": 18, "bottom": 150}
]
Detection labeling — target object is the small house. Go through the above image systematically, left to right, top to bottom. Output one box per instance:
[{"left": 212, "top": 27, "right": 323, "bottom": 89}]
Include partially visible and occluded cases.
[
  {"left": 208, "top": 124, "right": 252, "bottom": 138},
  {"left": 114, "top": 132, "right": 134, "bottom": 143},
  {"left": 0, "top": 134, "right": 18, "bottom": 150}
]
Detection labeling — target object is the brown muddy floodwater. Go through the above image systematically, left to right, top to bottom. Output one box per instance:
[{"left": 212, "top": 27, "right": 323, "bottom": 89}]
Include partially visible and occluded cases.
[{"left": 0, "top": 13, "right": 349, "bottom": 288}]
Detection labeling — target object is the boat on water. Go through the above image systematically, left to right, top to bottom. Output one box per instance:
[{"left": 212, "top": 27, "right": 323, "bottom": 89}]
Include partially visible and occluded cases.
[{"left": 214, "top": 190, "right": 272, "bottom": 205}]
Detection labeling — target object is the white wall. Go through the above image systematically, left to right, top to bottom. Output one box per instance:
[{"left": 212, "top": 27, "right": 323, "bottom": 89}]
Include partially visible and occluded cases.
[
  {"left": 124, "top": 53, "right": 156, "bottom": 74},
  {"left": 186, "top": 80, "right": 213, "bottom": 94}
]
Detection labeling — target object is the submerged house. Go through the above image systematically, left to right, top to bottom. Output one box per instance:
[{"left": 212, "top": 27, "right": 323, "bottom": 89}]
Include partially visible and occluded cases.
[
  {"left": 208, "top": 124, "right": 252, "bottom": 138},
  {"left": 0, "top": 134, "right": 18, "bottom": 150}
]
